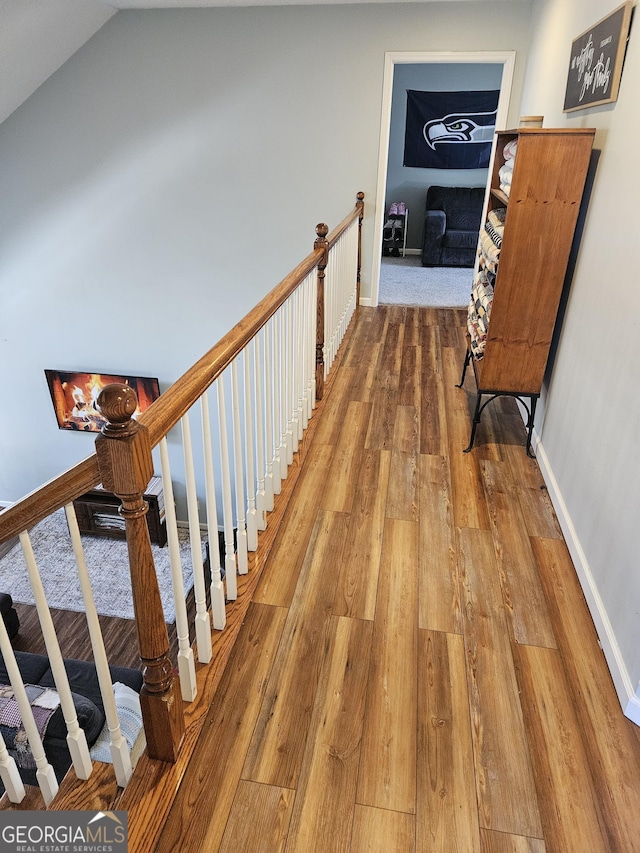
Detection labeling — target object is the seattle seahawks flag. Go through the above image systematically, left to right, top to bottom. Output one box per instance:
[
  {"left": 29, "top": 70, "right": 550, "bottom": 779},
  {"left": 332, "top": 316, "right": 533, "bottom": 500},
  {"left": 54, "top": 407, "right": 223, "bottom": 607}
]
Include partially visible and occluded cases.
[{"left": 403, "top": 90, "right": 499, "bottom": 169}]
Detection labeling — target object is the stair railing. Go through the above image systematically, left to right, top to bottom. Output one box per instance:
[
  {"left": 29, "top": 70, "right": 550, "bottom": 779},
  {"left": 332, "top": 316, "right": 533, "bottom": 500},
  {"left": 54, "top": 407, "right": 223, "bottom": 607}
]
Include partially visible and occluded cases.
[{"left": 0, "top": 192, "right": 364, "bottom": 806}]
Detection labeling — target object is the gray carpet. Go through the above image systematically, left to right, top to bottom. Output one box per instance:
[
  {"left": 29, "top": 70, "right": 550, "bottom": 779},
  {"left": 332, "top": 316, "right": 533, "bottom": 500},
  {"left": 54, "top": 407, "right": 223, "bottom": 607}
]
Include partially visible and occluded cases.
[
  {"left": 379, "top": 254, "right": 473, "bottom": 307},
  {"left": 0, "top": 509, "right": 197, "bottom": 623}
]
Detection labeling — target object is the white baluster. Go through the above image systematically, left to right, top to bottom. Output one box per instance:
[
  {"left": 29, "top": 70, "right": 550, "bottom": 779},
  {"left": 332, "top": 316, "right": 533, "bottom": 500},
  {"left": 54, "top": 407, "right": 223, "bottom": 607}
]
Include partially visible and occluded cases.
[
  {"left": 334, "top": 235, "right": 341, "bottom": 361},
  {"left": 337, "top": 235, "right": 346, "bottom": 352},
  {"left": 326, "top": 246, "right": 334, "bottom": 372},
  {"left": 324, "top": 249, "right": 331, "bottom": 381},
  {"left": 309, "top": 273, "right": 317, "bottom": 413},
  {"left": 298, "top": 276, "right": 309, "bottom": 432},
  {"left": 296, "top": 288, "right": 303, "bottom": 433},
  {"left": 289, "top": 293, "right": 300, "bottom": 454},
  {"left": 283, "top": 303, "right": 294, "bottom": 466},
  {"left": 273, "top": 307, "right": 284, "bottom": 492},
  {"left": 264, "top": 320, "right": 275, "bottom": 511},
  {"left": 254, "top": 330, "right": 267, "bottom": 531},
  {"left": 244, "top": 345, "right": 259, "bottom": 551},
  {"left": 231, "top": 359, "right": 248, "bottom": 575},
  {"left": 217, "top": 376, "right": 238, "bottom": 600},
  {"left": 201, "top": 392, "right": 227, "bottom": 632},
  {"left": 182, "top": 413, "right": 212, "bottom": 664},
  {"left": 159, "top": 437, "right": 198, "bottom": 697},
  {"left": 65, "top": 503, "right": 134, "bottom": 784},
  {"left": 19, "top": 530, "right": 92, "bottom": 784},
  {"left": 0, "top": 615, "right": 54, "bottom": 802},
  {"left": 0, "top": 620, "right": 26, "bottom": 803},
  {"left": 0, "top": 737, "right": 25, "bottom": 803}
]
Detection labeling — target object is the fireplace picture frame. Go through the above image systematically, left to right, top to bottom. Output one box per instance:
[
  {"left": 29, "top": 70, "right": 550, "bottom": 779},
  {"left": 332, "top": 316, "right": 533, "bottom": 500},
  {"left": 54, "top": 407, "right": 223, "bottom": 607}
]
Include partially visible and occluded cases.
[{"left": 44, "top": 369, "right": 161, "bottom": 433}]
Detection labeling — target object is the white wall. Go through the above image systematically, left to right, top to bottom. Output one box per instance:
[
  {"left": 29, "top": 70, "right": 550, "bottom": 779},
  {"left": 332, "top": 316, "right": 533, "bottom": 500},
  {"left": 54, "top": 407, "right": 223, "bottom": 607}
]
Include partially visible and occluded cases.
[
  {"left": 0, "top": 0, "right": 116, "bottom": 125},
  {"left": 522, "top": 0, "right": 640, "bottom": 720},
  {"left": 0, "top": 1, "right": 532, "bottom": 506},
  {"left": 385, "top": 62, "right": 502, "bottom": 249}
]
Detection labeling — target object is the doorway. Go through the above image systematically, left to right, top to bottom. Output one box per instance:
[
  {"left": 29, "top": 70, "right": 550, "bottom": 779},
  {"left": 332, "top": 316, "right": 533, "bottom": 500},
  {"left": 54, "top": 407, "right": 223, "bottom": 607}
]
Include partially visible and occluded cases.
[{"left": 370, "top": 51, "right": 516, "bottom": 307}]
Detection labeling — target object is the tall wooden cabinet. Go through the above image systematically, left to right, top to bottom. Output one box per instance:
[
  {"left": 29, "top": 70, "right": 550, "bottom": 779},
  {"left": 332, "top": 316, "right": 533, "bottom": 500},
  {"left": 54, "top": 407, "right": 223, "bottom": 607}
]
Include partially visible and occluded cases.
[{"left": 459, "top": 127, "right": 595, "bottom": 455}]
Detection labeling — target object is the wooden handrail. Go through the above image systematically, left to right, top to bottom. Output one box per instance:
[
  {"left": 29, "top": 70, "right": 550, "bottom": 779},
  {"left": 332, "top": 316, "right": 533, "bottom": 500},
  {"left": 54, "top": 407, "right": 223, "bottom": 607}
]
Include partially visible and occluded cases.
[
  {"left": 0, "top": 190, "right": 365, "bottom": 802},
  {"left": 325, "top": 191, "right": 365, "bottom": 250},
  {"left": 0, "top": 193, "right": 365, "bottom": 548},
  {"left": 0, "top": 193, "right": 365, "bottom": 549},
  {"left": 0, "top": 194, "right": 366, "bottom": 548},
  {"left": 138, "top": 194, "right": 365, "bottom": 448},
  {"left": 137, "top": 247, "right": 322, "bottom": 450},
  {"left": 0, "top": 456, "right": 100, "bottom": 544}
]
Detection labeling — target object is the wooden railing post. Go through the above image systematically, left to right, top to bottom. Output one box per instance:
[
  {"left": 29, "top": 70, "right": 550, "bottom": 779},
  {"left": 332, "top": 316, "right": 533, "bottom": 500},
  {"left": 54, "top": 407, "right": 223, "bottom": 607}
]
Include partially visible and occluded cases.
[
  {"left": 356, "top": 191, "right": 365, "bottom": 308},
  {"left": 315, "top": 223, "right": 329, "bottom": 401},
  {"left": 95, "top": 383, "right": 185, "bottom": 763}
]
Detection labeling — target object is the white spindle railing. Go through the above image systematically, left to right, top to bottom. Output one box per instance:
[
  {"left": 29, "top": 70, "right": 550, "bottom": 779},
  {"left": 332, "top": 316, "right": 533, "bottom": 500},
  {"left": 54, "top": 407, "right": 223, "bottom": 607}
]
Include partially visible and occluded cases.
[
  {"left": 0, "top": 193, "right": 362, "bottom": 804},
  {"left": 324, "top": 218, "right": 359, "bottom": 379},
  {"left": 276, "top": 307, "right": 284, "bottom": 473},
  {"left": 263, "top": 321, "right": 276, "bottom": 510},
  {"left": 254, "top": 335, "right": 268, "bottom": 532},
  {"left": 244, "top": 345, "right": 259, "bottom": 551},
  {"left": 231, "top": 361, "right": 249, "bottom": 574},
  {"left": 217, "top": 375, "right": 238, "bottom": 601},
  {"left": 200, "top": 392, "right": 227, "bottom": 632},
  {"left": 182, "top": 412, "right": 212, "bottom": 663},
  {"left": 159, "top": 436, "right": 198, "bottom": 699},
  {"left": 65, "top": 503, "right": 133, "bottom": 786},
  {"left": 0, "top": 505, "right": 142, "bottom": 804},
  {"left": 20, "top": 530, "right": 93, "bottom": 784},
  {"left": 0, "top": 620, "right": 29, "bottom": 804},
  {"left": 0, "top": 623, "right": 55, "bottom": 804}
]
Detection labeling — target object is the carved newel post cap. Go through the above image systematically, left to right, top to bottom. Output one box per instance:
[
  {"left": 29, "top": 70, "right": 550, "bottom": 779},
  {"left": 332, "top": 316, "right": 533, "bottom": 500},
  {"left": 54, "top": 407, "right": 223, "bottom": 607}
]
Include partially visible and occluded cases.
[
  {"left": 315, "top": 223, "right": 329, "bottom": 240},
  {"left": 97, "top": 383, "right": 139, "bottom": 434}
]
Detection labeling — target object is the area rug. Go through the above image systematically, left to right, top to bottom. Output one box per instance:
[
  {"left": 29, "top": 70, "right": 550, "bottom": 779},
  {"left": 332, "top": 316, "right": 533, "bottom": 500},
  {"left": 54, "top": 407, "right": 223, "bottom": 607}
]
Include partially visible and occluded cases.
[
  {"left": 379, "top": 254, "right": 473, "bottom": 307},
  {"left": 0, "top": 509, "right": 198, "bottom": 623}
]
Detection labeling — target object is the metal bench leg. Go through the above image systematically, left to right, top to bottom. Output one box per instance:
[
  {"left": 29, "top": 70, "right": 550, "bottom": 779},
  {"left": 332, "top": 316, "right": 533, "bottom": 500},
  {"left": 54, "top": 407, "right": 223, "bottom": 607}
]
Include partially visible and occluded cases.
[
  {"left": 456, "top": 348, "right": 472, "bottom": 388},
  {"left": 463, "top": 392, "right": 483, "bottom": 453},
  {"left": 525, "top": 396, "right": 538, "bottom": 458}
]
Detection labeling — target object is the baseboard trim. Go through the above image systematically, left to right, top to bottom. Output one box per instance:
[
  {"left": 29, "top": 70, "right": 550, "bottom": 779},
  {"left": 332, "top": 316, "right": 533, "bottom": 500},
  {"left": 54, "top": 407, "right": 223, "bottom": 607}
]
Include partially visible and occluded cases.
[
  {"left": 360, "top": 297, "right": 372, "bottom": 307},
  {"left": 533, "top": 431, "right": 638, "bottom": 726},
  {"left": 625, "top": 691, "right": 640, "bottom": 727}
]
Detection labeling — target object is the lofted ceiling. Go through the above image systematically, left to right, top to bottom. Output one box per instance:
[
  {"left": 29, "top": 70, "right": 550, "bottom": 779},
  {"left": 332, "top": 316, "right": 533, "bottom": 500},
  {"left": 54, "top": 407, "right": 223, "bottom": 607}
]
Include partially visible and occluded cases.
[{"left": 0, "top": 0, "right": 499, "bottom": 126}]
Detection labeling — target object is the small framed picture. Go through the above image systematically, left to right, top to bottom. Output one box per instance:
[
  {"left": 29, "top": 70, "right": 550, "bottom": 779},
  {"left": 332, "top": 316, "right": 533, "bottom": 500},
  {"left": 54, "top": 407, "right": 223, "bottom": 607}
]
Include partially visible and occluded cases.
[
  {"left": 563, "top": 2, "right": 633, "bottom": 112},
  {"left": 44, "top": 369, "right": 160, "bottom": 432}
]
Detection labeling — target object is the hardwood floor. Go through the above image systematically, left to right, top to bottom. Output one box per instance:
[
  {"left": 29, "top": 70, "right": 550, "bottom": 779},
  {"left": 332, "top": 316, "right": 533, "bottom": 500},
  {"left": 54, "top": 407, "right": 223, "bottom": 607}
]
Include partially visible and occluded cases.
[
  {"left": 6, "top": 305, "right": 640, "bottom": 849},
  {"left": 153, "top": 305, "right": 640, "bottom": 852},
  {"left": 13, "top": 589, "right": 201, "bottom": 670}
]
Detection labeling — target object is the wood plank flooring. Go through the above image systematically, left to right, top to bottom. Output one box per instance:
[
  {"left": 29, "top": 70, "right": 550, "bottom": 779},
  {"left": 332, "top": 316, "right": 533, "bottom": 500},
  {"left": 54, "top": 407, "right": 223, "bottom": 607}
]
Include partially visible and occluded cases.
[
  {"left": 8, "top": 305, "right": 640, "bottom": 850},
  {"left": 154, "top": 305, "right": 640, "bottom": 851}
]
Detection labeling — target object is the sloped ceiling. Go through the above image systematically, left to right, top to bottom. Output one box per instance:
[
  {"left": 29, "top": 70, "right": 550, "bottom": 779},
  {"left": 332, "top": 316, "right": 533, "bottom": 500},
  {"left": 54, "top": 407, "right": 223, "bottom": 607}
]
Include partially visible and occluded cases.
[{"left": 0, "top": 0, "right": 497, "bottom": 126}]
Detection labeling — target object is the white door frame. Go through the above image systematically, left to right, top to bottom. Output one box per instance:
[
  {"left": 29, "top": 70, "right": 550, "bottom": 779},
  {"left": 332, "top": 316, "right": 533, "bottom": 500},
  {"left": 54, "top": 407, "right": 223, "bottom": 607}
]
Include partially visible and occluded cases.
[{"left": 367, "top": 50, "right": 516, "bottom": 307}]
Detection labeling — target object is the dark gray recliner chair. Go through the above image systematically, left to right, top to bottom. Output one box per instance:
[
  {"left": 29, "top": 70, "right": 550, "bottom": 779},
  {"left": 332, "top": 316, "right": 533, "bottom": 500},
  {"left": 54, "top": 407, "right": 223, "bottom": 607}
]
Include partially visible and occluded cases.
[{"left": 421, "top": 185, "right": 485, "bottom": 267}]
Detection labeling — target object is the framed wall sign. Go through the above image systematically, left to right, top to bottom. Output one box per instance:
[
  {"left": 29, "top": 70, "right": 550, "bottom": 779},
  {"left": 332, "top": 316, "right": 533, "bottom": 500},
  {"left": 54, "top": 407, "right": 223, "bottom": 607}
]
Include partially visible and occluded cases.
[{"left": 563, "top": 1, "right": 633, "bottom": 112}]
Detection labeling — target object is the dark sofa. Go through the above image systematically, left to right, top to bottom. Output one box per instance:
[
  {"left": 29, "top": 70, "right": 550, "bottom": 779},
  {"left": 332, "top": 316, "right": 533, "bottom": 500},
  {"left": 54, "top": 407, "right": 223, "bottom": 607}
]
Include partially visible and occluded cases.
[
  {"left": 421, "top": 185, "right": 485, "bottom": 267},
  {"left": 0, "top": 650, "right": 142, "bottom": 787}
]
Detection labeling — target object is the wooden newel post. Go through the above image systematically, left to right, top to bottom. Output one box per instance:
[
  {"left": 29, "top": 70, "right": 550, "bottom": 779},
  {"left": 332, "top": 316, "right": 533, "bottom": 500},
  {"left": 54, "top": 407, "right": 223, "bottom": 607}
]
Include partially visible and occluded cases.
[
  {"left": 356, "top": 191, "right": 365, "bottom": 309},
  {"left": 315, "top": 223, "right": 329, "bottom": 401},
  {"left": 95, "top": 383, "right": 185, "bottom": 763}
]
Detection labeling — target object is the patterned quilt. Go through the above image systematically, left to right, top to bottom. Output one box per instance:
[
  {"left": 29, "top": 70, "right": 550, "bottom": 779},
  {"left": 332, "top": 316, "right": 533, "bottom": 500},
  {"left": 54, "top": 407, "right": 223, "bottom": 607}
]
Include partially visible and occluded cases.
[
  {"left": 467, "top": 271, "right": 494, "bottom": 360},
  {"left": 0, "top": 683, "right": 60, "bottom": 770}
]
